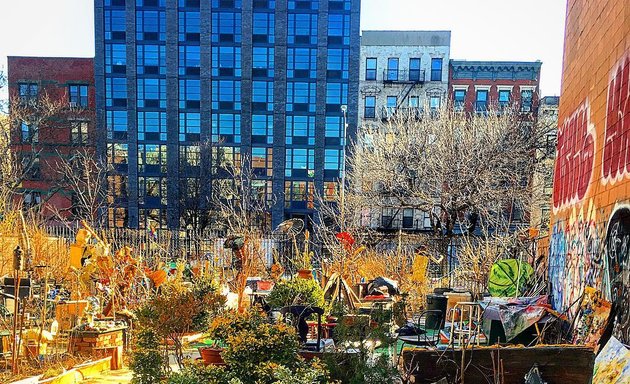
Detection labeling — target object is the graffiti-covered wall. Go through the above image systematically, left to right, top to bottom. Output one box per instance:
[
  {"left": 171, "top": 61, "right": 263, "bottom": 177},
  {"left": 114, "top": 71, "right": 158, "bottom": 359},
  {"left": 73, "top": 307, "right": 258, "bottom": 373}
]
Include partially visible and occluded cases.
[{"left": 549, "top": 0, "right": 629, "bottom": 344}]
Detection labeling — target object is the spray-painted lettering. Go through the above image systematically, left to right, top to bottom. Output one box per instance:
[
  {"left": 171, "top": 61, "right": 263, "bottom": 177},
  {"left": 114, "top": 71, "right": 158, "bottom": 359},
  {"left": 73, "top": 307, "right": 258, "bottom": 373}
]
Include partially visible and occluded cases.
[
  {"left": 602, "top": 54, "right": 630, "bottom": 183},
  {"left": 553, "top": 102, "right": 595, "bottom": 211}
]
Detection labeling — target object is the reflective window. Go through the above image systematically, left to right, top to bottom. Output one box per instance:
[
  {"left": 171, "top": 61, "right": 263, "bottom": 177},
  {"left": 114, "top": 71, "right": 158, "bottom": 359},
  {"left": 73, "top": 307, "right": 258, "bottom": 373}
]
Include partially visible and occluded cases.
[
  {"left": 136, "top": 0, "right": 166, "bottom": 6},
  {"left": 178, "top": 0, "right": 201, "bottom": 7},
  {"left": 211, "top": 0, "right": 242, "bottom": 7},
  {"left": 253, "top": 0, "right": 275, "bottom": 9},
  {"left": 288, "top": 0, "right": 318, "bottom": 9},
  {"left": 104, "top": 10, "right": 126, "bottom": 40},
  {"left": 136, "top": 10, "right": 166, "bottom": 41},
  {"left": 178, "top": 10, "right": 200, "bottom": 42},
  {"left": 212, "top": 12, "right": 242, "bottom": 43},
  {"left": 252, "top": 12, "right": 274, "bottom": 43},
  {"left": 288, "top": 14, "right": 318, "bottom": 44},
  {"left": 327, "top": 14, "right": 350, "bottom": 45},
  {"left": 105, "top": 44, "right": 126, "bottom": 73},
  {"left": 137, "top": 44, "right": 166, "bottom": 75},
  {"left": 179, "top": 45, "right": 201, "bottom": 76},
  {"left": 212, "top": 46, "right": 242, "bottom": 77},
  {"left": 253, "top": 47, "right": 275, "bottom": 77},
  {"left": 287, "top": 48, "right": 317, "bottom": 79},
  {"left": 327, "top": 48, "right": 349, "bottom": 79},
  {"left": 365, "top": 58, "right": 377, "bottom": 80},
  {"left": 387, "top": 58, "right": 399, "bottom": 81},
  {"left": 409, "top": 58, "right": 421, "bottom": 81},
  {"left": 431, "top": 58, "right": 443, "bottom": 81},
  {"left": 106, "top": 77, "right": 127, "bottom": 107},
  {"left": 137, "top": 78, "right": 166, "bottom": 108},
  {"left": 179, "top": 79, "right": 201, "bottom": 109},
  {"left": 211, "top": 80, "right": 241, "bottom": 110},
  {"left": 252, "top": 81, "right": 274, "bottom": 111},
  {"left": 286, "top": 82, "right": 316, "bottom": 112},
  {"left": 326, "top": 82, "right": 348, "bottom": 107},
  {"left": 19, "top": 83, "right": 38, "bottom": 101},
  {"left": 69, "top": 85, "right": 89, "bottom": 107},
  {"left": 453, "top": 89, "right": 466, "bottom": 111},
  {"left": 476, "top": 89, "right": 488, "bottom": 112},
  {"left": 499, "top": 89, "right": 511, "bottom": 110},
  {"left": 521, "top": 89, "right": 533, "bottom": 112},
  {"left": 364, "top": 96, "right": 376, "bottom": 118},
  {"left": 387, "top": 96, "right": 397, "bottom": 115},
  {"left": 430, "top": 96, "right": 441, "bottom": 111},
  {"left": 106, "top": 110, "right": 128, "bottom": 140},
  {"left": 137, "top": 111, "right": 167, "bottom": 141},
  {"left": 179, "top": 112, "right": 201, "bottom": 141},
  {"left": 211, "top": 113, "right": 241, "bottom": 143},
  {"left": 252, "top": 114, "right": 273, "bottom": 144},
  {"left": 285, "top": 115, "right": 315, "bottom": 145},
  {"left": 325, "top": 116, "right": 342, "bottom": 138},
  {"left": 71, "top": 121, "right": 89, "bottom": 144},
  {"left": 20, "top": 122, "right": 38, "bottom": 143},
  {"left": 107, "top": 143, "right": 128, "bottom": 165},
  {"left": 138, "top": 144, "right": 167, "bottom": 173},
  {"left": 179, "top": 145, "right": 200, "bottom": 167},
  {"left": 211, "top": 146, "right": 241, "bottom": 172},
  {"left": 252, "top": 147, "right": 273, "bottom": 177},
  {"left": 285, "top": 148, "right": 314, "bottom": 177},
  {"left": 324, "top": 149, "right": 342, "bottom": 170},
  {"left": 108, "top": 175, "right": 128, "bottom": 200},
  {"left": 138, "top": 177, "right": 167, "bottom": 206},
  {"left": 284, "top": 181, "right": 314, "bottom": 209},
  {"left": 323, "top": 182, "right": 338, "bottom": 202},
  {"left": 139, "top": 208, "right": 167, "bottom": 229}
]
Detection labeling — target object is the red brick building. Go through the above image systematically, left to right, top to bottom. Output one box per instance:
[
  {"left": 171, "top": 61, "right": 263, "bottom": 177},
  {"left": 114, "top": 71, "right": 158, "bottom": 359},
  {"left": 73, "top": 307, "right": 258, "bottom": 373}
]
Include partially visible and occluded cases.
[
  {"left": 8, "top": 56, "right": 95, "bottom": 220},
  {"left": 448, "top": 60, "right": 542, "bottom": 114}
]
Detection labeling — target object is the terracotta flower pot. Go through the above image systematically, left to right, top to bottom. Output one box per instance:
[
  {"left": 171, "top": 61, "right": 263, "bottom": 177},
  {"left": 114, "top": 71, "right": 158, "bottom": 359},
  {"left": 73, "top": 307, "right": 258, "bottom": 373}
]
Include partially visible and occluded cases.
[
  {"left": 297, "top": 269, "right": 313, "bottom": 279},
  {"left": 257, "top": 280, "right": 274, "bottom": 291},
  {"left": 198, "top": 347, "right": 225, "bottom": 366}
]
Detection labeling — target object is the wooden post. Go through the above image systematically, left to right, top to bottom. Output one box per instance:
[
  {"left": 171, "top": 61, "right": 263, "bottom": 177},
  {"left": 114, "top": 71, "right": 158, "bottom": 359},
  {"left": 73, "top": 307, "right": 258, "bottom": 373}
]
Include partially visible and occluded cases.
[{"left": 11, "top": 269, "right": 20, "bottom": 375}]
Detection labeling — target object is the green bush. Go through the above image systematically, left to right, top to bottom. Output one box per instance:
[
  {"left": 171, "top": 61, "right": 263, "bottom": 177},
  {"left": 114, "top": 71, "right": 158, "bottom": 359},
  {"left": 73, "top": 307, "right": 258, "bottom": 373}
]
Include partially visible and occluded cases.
[
  {"left": 266, "top": 278, "right": 325, "bottom": 309},
  {"left": 203, "top": 309, "right": 330, "bottom": 384},
  {"left": 130, "top": 328, "right": 164, "bottom": 384}
]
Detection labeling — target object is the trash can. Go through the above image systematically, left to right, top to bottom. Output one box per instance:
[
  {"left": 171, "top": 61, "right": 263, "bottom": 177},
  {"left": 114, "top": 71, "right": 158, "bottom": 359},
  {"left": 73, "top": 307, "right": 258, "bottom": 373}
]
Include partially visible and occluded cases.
[{"left": 425, "top": 294, "right": 448, "bottom": 329}]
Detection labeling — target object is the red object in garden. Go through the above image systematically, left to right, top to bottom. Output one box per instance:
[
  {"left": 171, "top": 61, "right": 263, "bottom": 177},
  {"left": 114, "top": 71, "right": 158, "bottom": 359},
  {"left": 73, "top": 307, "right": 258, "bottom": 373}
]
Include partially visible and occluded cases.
[
  {"left": 335, "top": 232, "right": 355, "bottom": 250},
  {"left": 297, "top": 269, "right": 313, "bottom": 279},
  {"left": 257, "top": 280, "right": 274, "bottom": 291},
  {"left": 199, "top": 347, "right": 225, "bottom": 366}
]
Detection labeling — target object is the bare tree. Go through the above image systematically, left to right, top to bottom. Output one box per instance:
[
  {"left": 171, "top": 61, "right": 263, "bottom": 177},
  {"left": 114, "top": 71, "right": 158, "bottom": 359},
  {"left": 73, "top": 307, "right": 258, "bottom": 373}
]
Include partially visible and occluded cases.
[
  {"left": 318, "top": 105, "right": 553, "bottom": 282},
  {"left": 48, "top": 148, "right": 111, "bottom": 226},
  {"left": 208, "top": 149, "right": 275, "bottom": 309}
]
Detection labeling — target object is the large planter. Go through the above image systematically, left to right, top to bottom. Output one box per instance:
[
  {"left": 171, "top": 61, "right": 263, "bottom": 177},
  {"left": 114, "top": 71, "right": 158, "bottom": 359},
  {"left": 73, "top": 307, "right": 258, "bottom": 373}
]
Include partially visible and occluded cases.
[
  {"left": 297, "top": 269, "right": 313, "bottom": 279},
  {"left": 198, "top": 347, "right": 225, "bottom": 366}
]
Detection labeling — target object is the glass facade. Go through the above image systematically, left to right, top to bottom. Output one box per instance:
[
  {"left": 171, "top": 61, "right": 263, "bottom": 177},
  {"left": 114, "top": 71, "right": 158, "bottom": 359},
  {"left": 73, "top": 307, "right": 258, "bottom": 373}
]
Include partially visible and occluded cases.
[{"left": 98, "top": 0, "right": 358, "bottom": 229}]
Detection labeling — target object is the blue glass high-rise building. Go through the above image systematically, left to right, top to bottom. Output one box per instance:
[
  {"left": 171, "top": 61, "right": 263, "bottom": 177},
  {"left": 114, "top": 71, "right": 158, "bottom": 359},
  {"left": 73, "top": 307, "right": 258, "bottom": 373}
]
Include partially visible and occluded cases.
[{"left": 94, "top": 0, "right": 360, "bottom": 230}]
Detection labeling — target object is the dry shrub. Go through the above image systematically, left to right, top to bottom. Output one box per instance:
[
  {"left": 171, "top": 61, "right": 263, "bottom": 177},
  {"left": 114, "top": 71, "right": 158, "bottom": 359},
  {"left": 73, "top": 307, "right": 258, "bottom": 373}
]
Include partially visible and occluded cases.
[{"left": 356, "top": 249, "right": 430, "bottom": 313}]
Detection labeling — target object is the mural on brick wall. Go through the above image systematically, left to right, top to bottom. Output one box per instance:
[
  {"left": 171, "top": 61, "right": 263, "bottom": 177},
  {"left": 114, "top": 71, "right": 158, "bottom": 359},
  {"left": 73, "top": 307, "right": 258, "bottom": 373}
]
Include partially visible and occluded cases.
[{"left": 549, "top": 35, "right": 629, "bottom": 345}]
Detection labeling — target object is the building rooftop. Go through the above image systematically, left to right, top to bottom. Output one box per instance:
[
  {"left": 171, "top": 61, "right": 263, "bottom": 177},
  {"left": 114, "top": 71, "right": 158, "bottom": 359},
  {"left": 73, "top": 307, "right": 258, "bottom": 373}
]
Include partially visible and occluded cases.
[
  {"left": 361, "top": 30, "right": 451, "bottom": 47},
  {"left": 450, "top": 60, "right": 542, "bottom": 71}
]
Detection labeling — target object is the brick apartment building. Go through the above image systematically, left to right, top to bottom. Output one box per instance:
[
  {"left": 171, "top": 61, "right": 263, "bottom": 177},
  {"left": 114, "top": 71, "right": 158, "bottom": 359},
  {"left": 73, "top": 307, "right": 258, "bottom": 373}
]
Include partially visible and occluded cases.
[
  {"left": 8, "top": 56, "right": 96, "bottom": 220},
  {"left": 449, "top": 60, "right": 542, "bottom": 114}
]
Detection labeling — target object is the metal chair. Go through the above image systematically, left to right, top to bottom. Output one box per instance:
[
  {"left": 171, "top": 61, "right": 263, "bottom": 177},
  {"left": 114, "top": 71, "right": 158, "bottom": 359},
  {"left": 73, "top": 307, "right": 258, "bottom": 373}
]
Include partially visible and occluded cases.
[
  {"left": 448, "top": 302, "right": 482, "bottom": 347},
  {"left": 280, "top": 305, "right": 325, "bottom": 352},
  {"left": 397, "top": 309, "right": 444, "bottom": 355}
]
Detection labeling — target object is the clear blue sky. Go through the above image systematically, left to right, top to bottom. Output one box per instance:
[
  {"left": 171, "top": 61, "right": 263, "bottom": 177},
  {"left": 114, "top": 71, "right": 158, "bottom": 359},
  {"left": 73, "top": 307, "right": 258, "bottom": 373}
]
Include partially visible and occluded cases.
[{"left": 1, "top": 0, "right": 567, "bottom": 96}]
